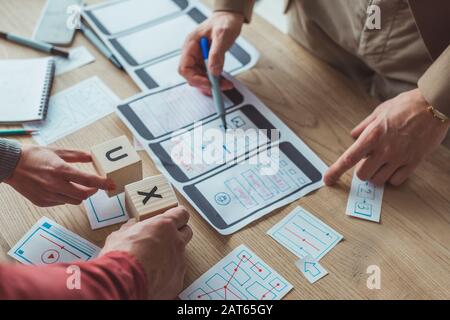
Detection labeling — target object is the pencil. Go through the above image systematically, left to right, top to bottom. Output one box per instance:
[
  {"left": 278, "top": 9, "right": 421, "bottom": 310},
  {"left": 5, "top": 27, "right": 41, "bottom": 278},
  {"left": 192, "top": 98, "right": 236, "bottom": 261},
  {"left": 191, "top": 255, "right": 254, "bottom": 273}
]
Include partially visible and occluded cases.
[{"left": 0, "top": 129, "right": 39, "bottom": 137}]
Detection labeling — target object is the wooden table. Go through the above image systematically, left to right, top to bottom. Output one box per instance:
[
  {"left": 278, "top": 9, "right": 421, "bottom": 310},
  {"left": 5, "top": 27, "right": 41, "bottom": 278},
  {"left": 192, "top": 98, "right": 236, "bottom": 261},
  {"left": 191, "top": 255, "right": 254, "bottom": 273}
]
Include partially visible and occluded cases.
[{"left": 1, "top": 0, "right": 449, "bottom": 300}]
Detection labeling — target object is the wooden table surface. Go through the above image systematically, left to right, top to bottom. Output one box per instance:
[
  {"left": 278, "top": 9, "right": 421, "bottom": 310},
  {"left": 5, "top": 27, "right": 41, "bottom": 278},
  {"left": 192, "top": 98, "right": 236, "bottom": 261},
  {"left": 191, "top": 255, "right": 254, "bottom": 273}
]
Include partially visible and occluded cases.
[{"left": 1, "top": 0, "right": 449, "bottom": 300}]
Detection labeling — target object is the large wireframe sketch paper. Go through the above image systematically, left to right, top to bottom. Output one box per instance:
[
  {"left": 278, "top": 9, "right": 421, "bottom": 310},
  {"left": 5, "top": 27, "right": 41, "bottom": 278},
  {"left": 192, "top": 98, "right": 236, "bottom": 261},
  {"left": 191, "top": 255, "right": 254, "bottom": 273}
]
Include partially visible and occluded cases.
[
  {"left": 82, "top": 0, "right": 259, "bottom": 91},
  {"left": 117, "top": 75, "right": 328, "bottom": 234}
]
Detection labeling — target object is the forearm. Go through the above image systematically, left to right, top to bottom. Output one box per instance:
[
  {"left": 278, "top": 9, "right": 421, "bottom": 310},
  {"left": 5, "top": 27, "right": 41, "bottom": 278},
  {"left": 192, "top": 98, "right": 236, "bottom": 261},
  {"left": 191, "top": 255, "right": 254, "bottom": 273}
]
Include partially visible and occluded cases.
[
  {"left": 214, "top": 0, "right": 256, "bottom": 22},
  {"left": 418, "top": 45, "right": 450, "bottom": 118},
  {"left": 0, "top": 139, "right": 21, "bottom": 182},
  {"left": 0, "top": 251, "right": 147, "bottom": 300}
]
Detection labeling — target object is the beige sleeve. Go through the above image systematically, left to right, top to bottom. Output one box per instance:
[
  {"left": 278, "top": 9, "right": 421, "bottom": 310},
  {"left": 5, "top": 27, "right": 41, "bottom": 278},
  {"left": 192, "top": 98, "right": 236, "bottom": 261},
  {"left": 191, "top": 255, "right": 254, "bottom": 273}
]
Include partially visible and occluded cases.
[
  {"left": 214, "top": 0, "right": 256, "bottom": 23},
  {"left": 418, "top": 45, "right": 450, "bottom": 117}
]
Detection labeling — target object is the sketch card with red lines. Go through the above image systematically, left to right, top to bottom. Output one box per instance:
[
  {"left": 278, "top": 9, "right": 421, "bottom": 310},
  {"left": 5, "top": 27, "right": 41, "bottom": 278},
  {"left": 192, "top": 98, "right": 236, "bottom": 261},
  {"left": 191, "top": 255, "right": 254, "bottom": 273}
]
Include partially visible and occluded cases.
[
  {"left": 267, "top": 206, "right": 343, "bottom": 261},
  {"left": 8, "top": 217, "right": 101, "bottom": 265},
  {"left": 179, "top": 245, "right": 293, "bottom": 300}
]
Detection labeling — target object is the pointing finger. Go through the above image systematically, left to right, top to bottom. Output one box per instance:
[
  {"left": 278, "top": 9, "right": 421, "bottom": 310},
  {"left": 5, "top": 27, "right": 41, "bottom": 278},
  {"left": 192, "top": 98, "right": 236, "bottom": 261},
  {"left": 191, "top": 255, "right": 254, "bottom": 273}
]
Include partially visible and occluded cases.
[
  {"left": 351, "top": 113, "right": 377, "bottom": 139},
  {"left": 324, "top": 125, "right": 382, "bottom": 185},
  {"left": 53, "top": 149, "right": 92, "bottom": 163},
  {"left": 356, "top": 153, "right": 385, "bottom": 181},
  {"left": 62, "top": 165, "right": 115, "bottom": 190},
  {"left": 53, "top": 181, "right": 98, "bottom": 201}
]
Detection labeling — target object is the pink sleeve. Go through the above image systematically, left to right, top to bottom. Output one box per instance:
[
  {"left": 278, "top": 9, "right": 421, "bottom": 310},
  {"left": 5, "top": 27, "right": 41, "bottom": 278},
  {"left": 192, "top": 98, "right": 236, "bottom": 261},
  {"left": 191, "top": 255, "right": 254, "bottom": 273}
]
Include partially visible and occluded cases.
[{"left": 0, "top": 251, "right": 147, "bottom": 300}]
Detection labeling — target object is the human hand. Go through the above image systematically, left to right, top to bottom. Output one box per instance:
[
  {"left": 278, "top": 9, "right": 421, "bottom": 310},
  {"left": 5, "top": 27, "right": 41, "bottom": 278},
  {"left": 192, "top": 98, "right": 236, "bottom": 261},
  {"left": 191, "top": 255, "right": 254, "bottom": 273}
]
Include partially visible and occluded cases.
[
  {"left": 179, "top": 11, "right": 244, "bottom": 95},
  {"left": 324, "top": 89, "right": 450, "bottom": 186},
  {"left": 5, "top": 145, "right": 115, "bottom": 207},
  {"left": 100, "top": 207, "right": 193, "bottom": 300}
]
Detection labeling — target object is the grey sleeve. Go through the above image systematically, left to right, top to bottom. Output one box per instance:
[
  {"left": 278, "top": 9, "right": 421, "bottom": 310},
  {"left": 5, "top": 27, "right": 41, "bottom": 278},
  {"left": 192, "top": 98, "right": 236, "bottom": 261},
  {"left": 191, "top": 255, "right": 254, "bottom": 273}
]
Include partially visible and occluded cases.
[{"left": 0, "top": 139, "right": 22, "bottom": 182}]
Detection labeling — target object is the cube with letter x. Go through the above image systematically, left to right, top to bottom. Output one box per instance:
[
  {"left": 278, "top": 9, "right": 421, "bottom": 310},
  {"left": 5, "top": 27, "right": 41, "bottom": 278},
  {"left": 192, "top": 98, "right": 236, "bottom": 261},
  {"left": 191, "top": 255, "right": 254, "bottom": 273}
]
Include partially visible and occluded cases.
[{"left": 125, "top": 175, "right": 178, "bottom": 221}]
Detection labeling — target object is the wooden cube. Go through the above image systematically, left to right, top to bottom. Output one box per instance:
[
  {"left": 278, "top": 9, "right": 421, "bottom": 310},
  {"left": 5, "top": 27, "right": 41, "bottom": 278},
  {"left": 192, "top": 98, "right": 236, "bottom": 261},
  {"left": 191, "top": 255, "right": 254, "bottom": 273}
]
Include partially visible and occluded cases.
[
  {"left": 91, "top": 135, "right": 142, "bottom": 197},
  {"left": 125, "top": 175, "right": 178, "bottom": 221}
]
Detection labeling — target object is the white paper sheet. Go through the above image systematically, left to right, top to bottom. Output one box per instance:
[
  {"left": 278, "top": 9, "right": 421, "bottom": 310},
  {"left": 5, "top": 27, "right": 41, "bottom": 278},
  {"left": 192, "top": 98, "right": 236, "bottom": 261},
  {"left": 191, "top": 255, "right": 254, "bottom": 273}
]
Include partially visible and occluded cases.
[
  {"left": 90, "top": 0, "right": 182, "bottom": 35},
  {"left": 82, "top": 1, "right": 260, "bottom": 91},
  {"left": 116, "top": 14, "right": 197, "bottom": 65},
  {"left": 54, "top": 46, "right": 95, "bottom": 75},
  {"left": 142, "top": 52, "right": 242, "bottom": 88},
  {"left": 0, "top": 57, "right": 53, "bottom": 123},
  {"left": 117, "top": 76, "right": 328, "bottom": 234},
  {"left": 24, "top": 77, "right": 119, "bottom": 145},
  {"left": 128, "top": 84, "right": 233, "bottom": 138},
  {"left": 345, "top": 172, "right": 384, "bottom": 223},
  {"left": 83, "top": 190, "right": 130, "bottom": 230},
  {"left": 267, "top": 206, "right": 343, "bottom": 260},
  {"left": 8, "top": 217, "right": 100, "bottom": 265},
  {"left": 179, "top": 244, "right": 293, "bottom": 300}
]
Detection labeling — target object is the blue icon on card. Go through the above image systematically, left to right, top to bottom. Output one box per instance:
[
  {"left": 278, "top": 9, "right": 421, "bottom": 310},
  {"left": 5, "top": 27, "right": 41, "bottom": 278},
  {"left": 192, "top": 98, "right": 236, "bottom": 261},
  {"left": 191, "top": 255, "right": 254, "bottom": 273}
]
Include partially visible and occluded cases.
[
  {"left": 230, "top": 116, "right": 246, "bottom": 128},
  {"left": 215, "top": 192, "right": 231, "bottom": 206}
]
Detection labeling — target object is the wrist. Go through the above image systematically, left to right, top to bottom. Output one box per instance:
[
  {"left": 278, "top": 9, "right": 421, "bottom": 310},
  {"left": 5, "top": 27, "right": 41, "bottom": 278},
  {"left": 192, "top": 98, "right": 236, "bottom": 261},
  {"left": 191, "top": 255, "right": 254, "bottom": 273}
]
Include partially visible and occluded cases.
[
  {"left": 213, "top": 0, "right": 255, "bottom": 23},
  {"left": 213, "top": 10, "right": 245, "bottom": 24},
  {"left": 415, "top": 88, "right": 450, "bottom": 126},
  {"left": 413, "top": 89, "right": 450, "bottom": 129},
  {"left": 427, "top": 106, "right": 450, "bottom": 127},
  {"left": 0, "top": 139, "right": 22, "bottom": 183},
  {"left": 101, "top": 251, "right": 149, "bottom": 299}
]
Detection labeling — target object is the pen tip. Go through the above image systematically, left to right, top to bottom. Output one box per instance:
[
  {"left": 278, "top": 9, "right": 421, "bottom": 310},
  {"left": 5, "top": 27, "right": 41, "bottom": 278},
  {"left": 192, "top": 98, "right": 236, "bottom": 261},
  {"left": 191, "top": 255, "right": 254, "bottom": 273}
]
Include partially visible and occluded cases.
[{"left": 52, "top": 47, "right": 70, "bottom": 58}]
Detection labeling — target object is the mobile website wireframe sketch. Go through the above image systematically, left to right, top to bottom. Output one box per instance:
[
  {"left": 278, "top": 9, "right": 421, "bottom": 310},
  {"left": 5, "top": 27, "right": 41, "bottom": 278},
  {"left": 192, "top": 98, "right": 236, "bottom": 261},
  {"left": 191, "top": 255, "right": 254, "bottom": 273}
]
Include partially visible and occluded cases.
[
  {"left": 82, "top": 0, "right": 259, "bottom": 91},
  {"left": 117, "top": 75, "right": 328, "bottom": 234}
]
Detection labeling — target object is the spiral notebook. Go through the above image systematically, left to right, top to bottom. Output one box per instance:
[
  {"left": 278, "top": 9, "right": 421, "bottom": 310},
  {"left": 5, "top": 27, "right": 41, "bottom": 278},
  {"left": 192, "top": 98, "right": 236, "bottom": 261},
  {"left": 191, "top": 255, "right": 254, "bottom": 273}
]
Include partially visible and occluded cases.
[{"left": 0, "top": 57, "right": 55, "bottom": 123}]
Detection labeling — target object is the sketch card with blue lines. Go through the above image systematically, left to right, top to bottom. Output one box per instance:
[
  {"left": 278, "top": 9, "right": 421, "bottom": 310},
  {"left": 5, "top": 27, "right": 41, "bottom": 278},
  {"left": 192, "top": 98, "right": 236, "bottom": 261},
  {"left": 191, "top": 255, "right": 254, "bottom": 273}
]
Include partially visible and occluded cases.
[
  {"left": 345, "top": 172, "right": 384, "bottom": 223},
  {"left": 84, "top": 190, "right": 130, "bottom": 230},
  {"left": 267, "top": 206, "right": 343, "bottom": 261},
  {"left": 8, "top": 217, "right": 101, "bottom": 265},
  {"left": 179, "top": 245, "right": 293, "bottom": 300}
]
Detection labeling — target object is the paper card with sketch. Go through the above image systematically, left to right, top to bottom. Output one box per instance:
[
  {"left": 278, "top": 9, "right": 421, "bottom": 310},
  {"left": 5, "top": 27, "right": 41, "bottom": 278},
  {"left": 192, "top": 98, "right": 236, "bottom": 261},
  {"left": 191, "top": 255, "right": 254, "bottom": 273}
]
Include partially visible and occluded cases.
[
  {"left": 117, "top": 75, "right": 328, "bottom": 234},
  {"left": 8, "top": 217, "right": 101, "bottom": 265}
]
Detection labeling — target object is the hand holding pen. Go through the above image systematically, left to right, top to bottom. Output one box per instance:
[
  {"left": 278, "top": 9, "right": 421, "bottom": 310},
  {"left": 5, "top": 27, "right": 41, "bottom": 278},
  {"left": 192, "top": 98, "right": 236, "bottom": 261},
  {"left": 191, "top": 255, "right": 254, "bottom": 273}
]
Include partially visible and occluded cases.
[{"left": 200, "top": 36, "right": 228, "bottom": 130}]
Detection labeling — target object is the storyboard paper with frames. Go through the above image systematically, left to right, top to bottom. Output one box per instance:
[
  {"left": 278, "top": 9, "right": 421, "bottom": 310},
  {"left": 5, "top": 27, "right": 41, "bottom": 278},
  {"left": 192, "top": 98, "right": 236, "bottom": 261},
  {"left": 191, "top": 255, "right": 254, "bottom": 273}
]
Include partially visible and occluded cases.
[
  {"left": 82, "top": 0, "right": 260, "bottom": 92},
  {"left": 116, "top": 74, "right": 328, "bottom": 234}
]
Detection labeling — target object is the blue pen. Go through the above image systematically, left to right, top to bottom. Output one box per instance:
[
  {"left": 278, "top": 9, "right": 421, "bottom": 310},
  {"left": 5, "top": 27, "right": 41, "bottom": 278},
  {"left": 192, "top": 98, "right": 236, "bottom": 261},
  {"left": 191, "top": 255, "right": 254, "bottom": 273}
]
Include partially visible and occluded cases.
[{"left": 200, "top": 37, "right": 227, "bottom": 130}]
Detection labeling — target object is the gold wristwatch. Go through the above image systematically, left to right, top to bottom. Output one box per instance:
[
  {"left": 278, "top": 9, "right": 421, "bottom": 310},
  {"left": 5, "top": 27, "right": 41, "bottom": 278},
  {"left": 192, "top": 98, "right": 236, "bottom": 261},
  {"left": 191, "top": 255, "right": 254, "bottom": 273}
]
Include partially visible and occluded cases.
[{"left": 427, "top": 106, "right": 449, "bottom": 123}]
